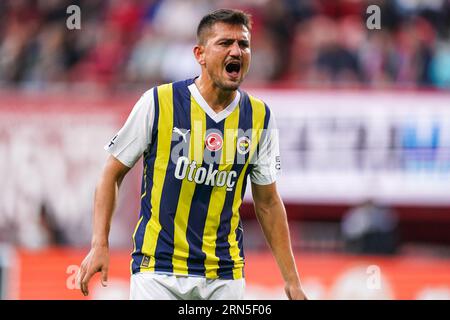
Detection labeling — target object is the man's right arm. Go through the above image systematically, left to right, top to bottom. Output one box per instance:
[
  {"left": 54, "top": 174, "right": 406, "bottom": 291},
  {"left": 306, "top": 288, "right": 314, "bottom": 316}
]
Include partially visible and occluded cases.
[
  {"left": 77, "top": 89, "right": 154, "bottom": 296},
  {"left": 78, "top": 155, "right": 130, "bottom": 296},
  {"left": 91, "top": 155, "right": 130, "bottom": 250}
]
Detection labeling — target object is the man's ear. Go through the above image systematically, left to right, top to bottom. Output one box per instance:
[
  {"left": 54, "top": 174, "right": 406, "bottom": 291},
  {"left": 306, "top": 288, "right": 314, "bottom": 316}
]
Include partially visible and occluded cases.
[{"left": 193, "top": 45, "right": 206, "bottom": 65}]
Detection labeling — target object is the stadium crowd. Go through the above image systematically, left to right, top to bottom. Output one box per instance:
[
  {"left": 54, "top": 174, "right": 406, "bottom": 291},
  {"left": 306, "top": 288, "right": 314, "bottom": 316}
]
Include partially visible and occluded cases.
[{"left": 0, "top": 0, "right": 449, "bottom": 91}]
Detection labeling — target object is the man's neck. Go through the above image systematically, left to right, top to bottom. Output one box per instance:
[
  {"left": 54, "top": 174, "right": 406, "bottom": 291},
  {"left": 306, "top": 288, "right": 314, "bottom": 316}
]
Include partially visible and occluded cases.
[{"left": 194, "top": 75, "right": 237, "bottom": 113}]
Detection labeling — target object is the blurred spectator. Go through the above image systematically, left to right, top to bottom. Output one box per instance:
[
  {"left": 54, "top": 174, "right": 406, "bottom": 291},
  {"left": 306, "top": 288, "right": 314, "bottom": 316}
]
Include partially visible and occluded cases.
[
  {"left": 1, "top": 0, "right": 450, "bottom": 90},
  {"left": 430, "top": 38, "right": 450, "bottom": 88},
  {"left": 341, "top": 199, "right": 399, "bottom": 255},
  {"left": 0, "top": 201, "right": 67, "bottom": 250},
  {"left": 37, "top": 202, "right": 67, "bottom": 247}
]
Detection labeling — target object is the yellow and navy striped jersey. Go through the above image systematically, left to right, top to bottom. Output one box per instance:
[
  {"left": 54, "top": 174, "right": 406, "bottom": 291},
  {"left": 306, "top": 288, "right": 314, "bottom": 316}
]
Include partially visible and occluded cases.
[{"left": 105, "top": 78, "right": 280, "bottom": 280}]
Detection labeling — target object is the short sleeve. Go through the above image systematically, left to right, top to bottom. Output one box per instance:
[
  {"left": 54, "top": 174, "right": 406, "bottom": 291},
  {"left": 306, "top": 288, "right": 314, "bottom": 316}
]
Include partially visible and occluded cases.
[
  {"left": 104, "top": 89, "right": 155, "bottom": 168},
  {"left": 250, "top": 111, "right": 282, "bottom": 185}
]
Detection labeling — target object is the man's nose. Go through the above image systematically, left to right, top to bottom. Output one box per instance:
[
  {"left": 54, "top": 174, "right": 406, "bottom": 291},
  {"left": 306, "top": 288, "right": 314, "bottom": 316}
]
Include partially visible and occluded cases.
[{"left": 229, "top": 41, "right": 242, "bottom": 57}]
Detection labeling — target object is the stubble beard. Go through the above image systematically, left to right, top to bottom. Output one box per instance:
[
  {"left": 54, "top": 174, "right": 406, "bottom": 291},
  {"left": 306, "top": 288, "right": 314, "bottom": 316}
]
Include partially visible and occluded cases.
[{"left": 210, "top": 70, "right": 243, "bottom": 92}]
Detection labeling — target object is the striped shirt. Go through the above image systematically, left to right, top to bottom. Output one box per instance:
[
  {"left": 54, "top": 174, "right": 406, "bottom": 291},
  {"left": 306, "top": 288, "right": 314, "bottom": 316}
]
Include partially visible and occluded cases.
[{"left": 105, "top": 78, "right": 280, "bottom": 280}]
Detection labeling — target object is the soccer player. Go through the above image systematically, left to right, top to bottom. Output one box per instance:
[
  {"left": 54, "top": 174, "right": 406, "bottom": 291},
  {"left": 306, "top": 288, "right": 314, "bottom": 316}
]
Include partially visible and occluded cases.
[{"left": 77, "top": 8, "right": 307, "bottom": 300}]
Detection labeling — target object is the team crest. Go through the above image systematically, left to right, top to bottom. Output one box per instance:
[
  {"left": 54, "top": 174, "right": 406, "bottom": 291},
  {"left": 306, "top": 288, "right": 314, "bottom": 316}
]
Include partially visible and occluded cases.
[
  {"left": 205, "top": 132, "right": 223, "bottom": 151},
  {"left": 237, "top": 136, "right": 251, "bottom": 155}
]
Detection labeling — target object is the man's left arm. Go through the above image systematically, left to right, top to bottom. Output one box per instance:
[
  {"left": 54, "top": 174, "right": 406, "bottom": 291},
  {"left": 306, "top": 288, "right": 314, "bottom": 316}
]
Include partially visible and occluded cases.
[
  {"left": 249, "top": 108, "right": 307, "bottom": 299},
  {"left": 251, "top": 181, "right": 308, "bottom": 300}
]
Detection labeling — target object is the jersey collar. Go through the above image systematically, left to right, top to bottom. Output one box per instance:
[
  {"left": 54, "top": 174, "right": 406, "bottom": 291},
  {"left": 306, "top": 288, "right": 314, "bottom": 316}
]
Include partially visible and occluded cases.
[{"left": 188, "top": 82, "right": 240, "bottom": 123}]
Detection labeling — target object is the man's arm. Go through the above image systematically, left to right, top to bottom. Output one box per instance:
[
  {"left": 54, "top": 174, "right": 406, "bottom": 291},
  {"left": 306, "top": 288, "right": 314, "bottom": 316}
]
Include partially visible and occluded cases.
[
  {"left": 77, "top": 155, "right": 131, "bottom": 296},
  {"left": 251, "top": 181, "right": 307, "bottom": 300}
]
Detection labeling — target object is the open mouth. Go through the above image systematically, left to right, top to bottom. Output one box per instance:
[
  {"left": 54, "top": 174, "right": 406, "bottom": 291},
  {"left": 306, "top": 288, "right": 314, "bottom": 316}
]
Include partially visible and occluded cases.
[{"left": 225, "top": 61, "right": 241, "bottom": 77}]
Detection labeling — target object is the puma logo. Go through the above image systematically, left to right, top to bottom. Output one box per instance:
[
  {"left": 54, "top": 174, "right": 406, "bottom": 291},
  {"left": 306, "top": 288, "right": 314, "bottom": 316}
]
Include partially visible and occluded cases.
[{"left": 173, "top": 127, "right": 190, "bottom": 143}]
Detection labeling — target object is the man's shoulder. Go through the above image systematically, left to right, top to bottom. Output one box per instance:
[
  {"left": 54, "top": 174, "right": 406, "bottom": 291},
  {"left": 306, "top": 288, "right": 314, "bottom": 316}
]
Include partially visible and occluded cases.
[
  {"left": 139, "top": 78, "right": 192, "bottom": 97},
  {"left": 153, "top": 78, "right": 196, "bottom": 90},
  {"left": 141, "top": 87, "right": 155, "bottom": 98},
  {"left": 240, "top": 89, "right": 272, "bottom": 115}
]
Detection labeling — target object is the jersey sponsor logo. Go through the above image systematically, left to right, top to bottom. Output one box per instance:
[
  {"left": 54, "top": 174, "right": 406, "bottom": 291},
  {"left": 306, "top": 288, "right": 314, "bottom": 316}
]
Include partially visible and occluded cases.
[
  {"left": 173, "top": 127, "right": 190, "bottom": 142},
  {"left": 205, "top": 132, "right": 223, "bottom": 151},
  {"left": 237, "top": 136, "right": 251, "bottom": 155},
  {"left": 174, "top": 156, "right": 237, "bottom": 191}
]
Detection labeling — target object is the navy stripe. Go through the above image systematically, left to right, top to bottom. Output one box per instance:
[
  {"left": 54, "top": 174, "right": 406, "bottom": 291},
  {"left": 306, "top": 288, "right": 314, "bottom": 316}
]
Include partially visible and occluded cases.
[
  {"left": 153, "top": 80, "right": 192, "bottom": 273},
  {"left": 132, "top": 89, "right": 160, "bottom": 274},
  {"left": 215, "top": 91, "right": 253, "bottom": 279},
  {"left": 254, "top": 103, "right": 271, "bottom": 164},
  {"left": 186, "top": 115, "right": 225, "bottom": 276}
]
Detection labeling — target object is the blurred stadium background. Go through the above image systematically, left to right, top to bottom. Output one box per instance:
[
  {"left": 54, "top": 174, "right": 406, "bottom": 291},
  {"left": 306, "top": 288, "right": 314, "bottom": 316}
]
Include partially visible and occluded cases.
[{"left": 1, "top": 0, "right": 450, "bottom": 300}]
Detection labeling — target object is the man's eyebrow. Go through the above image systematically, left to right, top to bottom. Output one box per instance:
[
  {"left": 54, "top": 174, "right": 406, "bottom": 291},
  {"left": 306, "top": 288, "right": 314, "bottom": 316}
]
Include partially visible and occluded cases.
[
  {"left": 215, "top": 38, "right": 250, "bottom": 44},
  {"left": 216, "top": 38, "right": 234, "bottom": 42}
]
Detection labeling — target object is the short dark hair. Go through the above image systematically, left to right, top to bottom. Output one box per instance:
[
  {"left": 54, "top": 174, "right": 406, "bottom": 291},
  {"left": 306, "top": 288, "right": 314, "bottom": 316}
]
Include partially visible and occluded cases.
[{"left": 197, "top": 8, "right": 252, "bottom": 44}]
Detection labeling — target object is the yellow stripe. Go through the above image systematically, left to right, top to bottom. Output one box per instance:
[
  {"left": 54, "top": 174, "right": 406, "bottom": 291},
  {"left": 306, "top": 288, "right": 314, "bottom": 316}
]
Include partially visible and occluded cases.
[
  {"left": 141, "top": 83, "right": 173, "bottom": 271},
  {"left": 228, "top": 95, "right": 266, "bottom": 279},
  {"left": 172, "top": 97, "right": 206, "bottom": 274},
  {"left": 202, "top": 107, "right": 240, "bottom": 278}
]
